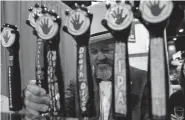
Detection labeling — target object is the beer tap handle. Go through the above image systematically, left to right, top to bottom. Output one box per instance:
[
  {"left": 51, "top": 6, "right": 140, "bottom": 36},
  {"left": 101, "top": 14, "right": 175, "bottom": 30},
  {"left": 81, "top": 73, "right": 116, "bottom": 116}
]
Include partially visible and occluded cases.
[
  {"left": 101, "top": 1, "right": 133, "bottom": 119},
  {"left": 139, "top": 1, "right": 173, "bottom": 119},
  {"left": 26, "top": 3, "right": 62, "bottom": 116},
  {"left": 63, "top": 3, "right": 95, "bottom": 119},
  {"left": 1, "top": 24, "right": 22, "bottom": 111}
]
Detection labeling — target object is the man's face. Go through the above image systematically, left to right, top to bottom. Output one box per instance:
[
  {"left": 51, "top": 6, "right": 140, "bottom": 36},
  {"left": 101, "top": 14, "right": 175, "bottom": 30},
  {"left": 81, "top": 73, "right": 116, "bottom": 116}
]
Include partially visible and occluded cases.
[{"left": 89, "top": 39, "right": 114, "bottom": 80}]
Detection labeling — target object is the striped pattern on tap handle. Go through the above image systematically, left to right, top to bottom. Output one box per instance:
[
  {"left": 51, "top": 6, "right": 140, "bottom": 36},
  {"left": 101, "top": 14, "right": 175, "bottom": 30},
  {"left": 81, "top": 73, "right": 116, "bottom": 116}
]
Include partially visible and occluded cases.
[{"left": 47, "top": 49, "right": 61, "bottom": 115}]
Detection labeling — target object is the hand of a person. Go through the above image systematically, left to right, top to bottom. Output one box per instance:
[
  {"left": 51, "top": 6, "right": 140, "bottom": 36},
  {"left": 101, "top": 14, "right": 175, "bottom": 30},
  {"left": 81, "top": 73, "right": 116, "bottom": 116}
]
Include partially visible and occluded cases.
[{"left": 24, "top": 80, "right": 50, "bottom": 116}]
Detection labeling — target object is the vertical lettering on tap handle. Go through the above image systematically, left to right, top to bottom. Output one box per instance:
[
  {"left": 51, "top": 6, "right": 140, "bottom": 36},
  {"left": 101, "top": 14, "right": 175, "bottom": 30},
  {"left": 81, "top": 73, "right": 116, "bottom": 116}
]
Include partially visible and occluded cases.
[
  {"left": 36, "top": 38, "right": 48, "bottom": 93},
  {"left": 113, "top": 41, "right": 131, "bottom": 119},
  {"left": 77, "top": 46, "right": 90, "bottom": 117}
]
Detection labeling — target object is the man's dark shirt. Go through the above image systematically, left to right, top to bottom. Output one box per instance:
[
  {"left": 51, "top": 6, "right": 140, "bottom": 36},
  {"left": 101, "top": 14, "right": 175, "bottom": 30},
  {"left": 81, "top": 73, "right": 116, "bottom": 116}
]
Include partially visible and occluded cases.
[{"left": 64, "top": 66, "right": 149, "bottom": 120}]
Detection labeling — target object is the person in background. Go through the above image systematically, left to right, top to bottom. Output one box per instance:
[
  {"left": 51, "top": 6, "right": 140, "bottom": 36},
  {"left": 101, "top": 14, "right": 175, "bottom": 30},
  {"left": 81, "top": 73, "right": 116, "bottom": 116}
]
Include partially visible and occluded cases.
[
  {"left": 170, "top": 51, "right": 184, "bottom": 85},
  {"left": 169, "top": 52, "right": 185, "bottom": 120}
]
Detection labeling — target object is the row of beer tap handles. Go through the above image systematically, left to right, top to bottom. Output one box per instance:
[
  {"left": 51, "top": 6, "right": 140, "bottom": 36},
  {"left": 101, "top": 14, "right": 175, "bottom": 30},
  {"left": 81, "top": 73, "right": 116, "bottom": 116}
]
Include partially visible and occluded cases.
[
  {"left": 0, "top": 1, "right": 174, "bottom": 117},
  {"left": 1, "top": 1, "right": 174, "bottom": 46}
]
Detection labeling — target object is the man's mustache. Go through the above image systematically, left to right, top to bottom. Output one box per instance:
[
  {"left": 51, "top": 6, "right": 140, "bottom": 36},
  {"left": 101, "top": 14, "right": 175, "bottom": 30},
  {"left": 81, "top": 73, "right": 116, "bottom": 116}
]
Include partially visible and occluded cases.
[{"left": 95, "top": 60, "right": 113, "bottom": 66}]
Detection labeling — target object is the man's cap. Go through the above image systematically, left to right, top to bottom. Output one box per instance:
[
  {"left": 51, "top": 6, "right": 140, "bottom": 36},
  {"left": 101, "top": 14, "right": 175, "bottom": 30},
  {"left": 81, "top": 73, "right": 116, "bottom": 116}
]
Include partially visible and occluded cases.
[{"left": 88, "top": 2, "right": 113, "bottom": 44}]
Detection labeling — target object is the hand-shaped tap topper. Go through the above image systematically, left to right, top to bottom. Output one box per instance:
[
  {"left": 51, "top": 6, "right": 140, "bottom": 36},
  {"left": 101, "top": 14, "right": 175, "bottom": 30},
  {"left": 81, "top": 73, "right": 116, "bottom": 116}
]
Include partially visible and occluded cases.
[
  {"left": 139, "top": 0, "right": 173, "bottom": 23},
  {"left": 101, "top": 1, "right": 134, "bottom": 119},
  {"left": 104, "top": 1, "right": 133, "bottom": 31},
  {"left": 139, "top": 1, "right": 173, "bottom": 120},
  {"left": 26, "top": 2, "right": 49, "bottom": 94},
  {"left": 26, "top": 3, "right": 62, "bottom": 116},
  {"left": 63, "top": 3, "right": 95, "bottom": 119},
  {"left": 64, "top": 3, "right": 91, "bottom": 36},
  {"left": 35, "top": 8, "right": 60, "bottom": 40},
  {"left": 36, "top": 8, "right": 62, "bottom": 116},
  {"left": 1, "top": 24, "right": 22, "bottom": 111},
  {"left": 1, "top": 24, "right": 16, "bottom": 48}
]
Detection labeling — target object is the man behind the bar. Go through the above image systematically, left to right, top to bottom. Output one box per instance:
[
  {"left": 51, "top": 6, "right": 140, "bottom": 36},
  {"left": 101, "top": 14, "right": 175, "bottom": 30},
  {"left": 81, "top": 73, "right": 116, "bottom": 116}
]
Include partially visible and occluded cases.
[
  {"left": 23, "top": 3, "right": 149, "bottom": 120},
  {"left": 23, "top": 37, "right": 148, "bottom": 120}
]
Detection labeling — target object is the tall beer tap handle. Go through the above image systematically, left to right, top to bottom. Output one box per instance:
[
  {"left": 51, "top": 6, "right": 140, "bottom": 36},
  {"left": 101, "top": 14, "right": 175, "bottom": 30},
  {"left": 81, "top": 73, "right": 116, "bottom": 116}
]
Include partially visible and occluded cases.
[
  {"left": 101, "top": 1, "right": 134, "bottom": 119},
  {"left": 139, "top": 1, "right": 173, "bottom": 119},
  {"left": 26, "top": 3, "right": 62, "bottom": 116},
  {"left": 63, "top": 3, "right": 95, "bottom": 118},
  {"left": 26, "top": 4, "right": 48, "bottom": 93},
  {"left": 1, "top": 24, "right": 22, "bottom": 111}
]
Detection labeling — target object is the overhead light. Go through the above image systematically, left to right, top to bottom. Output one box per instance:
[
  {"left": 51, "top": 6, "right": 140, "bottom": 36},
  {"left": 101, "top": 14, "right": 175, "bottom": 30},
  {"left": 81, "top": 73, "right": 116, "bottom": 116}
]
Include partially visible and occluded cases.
[
  {"left": 179, "top": 29, "right": 184, "bottom": 33},
  {"left": 173, "top": 37, "right": 177, "bottom": 41}
]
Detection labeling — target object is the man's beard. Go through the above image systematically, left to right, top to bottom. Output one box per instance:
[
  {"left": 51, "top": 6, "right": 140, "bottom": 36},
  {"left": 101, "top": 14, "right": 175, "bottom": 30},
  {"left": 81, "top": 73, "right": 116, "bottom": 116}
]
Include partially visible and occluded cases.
[{"left": 95, "top": 64, "right": 112, "bottom": 81}]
